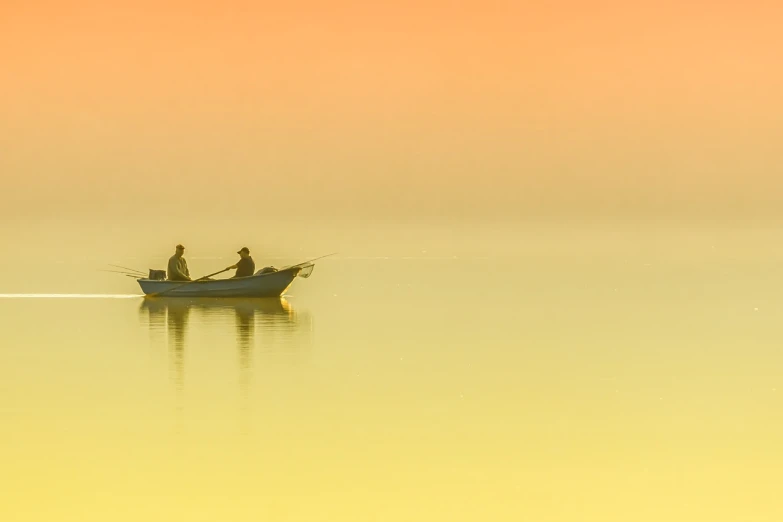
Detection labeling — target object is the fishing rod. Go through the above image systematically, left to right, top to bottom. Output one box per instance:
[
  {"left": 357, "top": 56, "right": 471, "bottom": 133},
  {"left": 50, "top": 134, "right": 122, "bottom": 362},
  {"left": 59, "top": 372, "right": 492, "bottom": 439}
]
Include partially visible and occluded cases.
[
  {"left": 283, "top": 253, "right": 338, "bottom": 269},
  {"left": 108, "top": 264, "right": 146, "bottom": 275},
  {"left": 99, "top": 269, "right": 145, "bottom": 277}
]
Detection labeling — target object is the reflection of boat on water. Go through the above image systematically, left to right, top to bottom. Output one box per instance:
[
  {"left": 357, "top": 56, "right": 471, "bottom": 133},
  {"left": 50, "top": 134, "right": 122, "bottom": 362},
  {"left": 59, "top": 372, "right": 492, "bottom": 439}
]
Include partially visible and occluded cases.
[
  {"left": 139, "top": 296, "right": 312, "bottom": 361},
  {"left": 141, "top": 296, "right": 295, "bottom": 317},
  {"left": 138, "top": 297, "right": 313, "bottom": 429},
  {"left": 140, "top": 297, "right": 304, "bottom": 344}
]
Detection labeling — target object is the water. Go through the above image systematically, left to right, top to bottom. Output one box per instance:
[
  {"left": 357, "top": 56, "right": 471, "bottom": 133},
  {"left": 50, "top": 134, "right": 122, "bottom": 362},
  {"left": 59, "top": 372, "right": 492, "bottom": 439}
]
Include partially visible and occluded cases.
[{"left": 2, "top": 220, "right": 783, "bottom": 521}]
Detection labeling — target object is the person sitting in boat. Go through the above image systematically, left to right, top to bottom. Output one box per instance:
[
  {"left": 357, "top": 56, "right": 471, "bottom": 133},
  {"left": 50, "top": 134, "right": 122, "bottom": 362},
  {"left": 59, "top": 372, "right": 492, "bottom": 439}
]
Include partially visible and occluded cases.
[
  {"left": 167, "top": 244, "right": 191, "bottom": 281},
  {"left": 226, "top": 247, "right": 255, "bottom": 278}
]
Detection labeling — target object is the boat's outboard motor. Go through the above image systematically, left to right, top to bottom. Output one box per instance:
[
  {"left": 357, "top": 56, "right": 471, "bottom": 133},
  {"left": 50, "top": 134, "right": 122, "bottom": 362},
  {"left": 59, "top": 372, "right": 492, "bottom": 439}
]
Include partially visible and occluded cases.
[{"left": 148, "top": 269, "right": 166, "bottom": 280}]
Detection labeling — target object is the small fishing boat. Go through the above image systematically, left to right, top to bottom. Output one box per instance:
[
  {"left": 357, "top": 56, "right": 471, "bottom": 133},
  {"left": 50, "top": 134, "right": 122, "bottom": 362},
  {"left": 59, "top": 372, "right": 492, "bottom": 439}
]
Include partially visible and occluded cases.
[{"left": 138, "top": 265, "right": 313, "bottom": 298}]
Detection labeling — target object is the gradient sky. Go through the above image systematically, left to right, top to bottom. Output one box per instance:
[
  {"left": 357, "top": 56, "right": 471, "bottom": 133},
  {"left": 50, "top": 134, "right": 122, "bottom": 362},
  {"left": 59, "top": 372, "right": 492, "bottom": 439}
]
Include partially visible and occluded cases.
[{"left": 1, "top": 1, "right": 782, "bottom": 221}]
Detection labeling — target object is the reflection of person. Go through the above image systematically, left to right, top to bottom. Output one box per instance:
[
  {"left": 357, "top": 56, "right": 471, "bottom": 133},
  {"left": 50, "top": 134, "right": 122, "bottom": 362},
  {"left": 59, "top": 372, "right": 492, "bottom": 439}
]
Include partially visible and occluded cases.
[
  {"left": 167, "top": 244, "right": 191, "bottom": 281},
  {"left": 226, "top": 247, "right": 255, "bottom": 278},
  {"left": 165, "top": 301, "right": 190, "bottom": 390},
  {"left": 235, "top": 306, "right": 255, "bottom": 371}
]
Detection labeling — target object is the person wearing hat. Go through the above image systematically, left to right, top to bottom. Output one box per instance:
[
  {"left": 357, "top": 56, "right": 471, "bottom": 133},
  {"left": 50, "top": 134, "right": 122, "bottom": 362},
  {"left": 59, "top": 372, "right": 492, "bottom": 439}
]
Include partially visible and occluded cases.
[
  {"left": 167, "top": 244, "right": 191, "bottom": 281},
  {"left": 227, "top": 247, "right": 255, "bottom": 278}
]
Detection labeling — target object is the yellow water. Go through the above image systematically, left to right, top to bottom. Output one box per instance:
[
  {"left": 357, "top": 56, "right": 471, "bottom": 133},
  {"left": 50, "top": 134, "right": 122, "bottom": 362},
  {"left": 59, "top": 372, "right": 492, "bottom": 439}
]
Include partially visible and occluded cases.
[{"left": 1, "top": 220, "right": 782, "bottom": 521}]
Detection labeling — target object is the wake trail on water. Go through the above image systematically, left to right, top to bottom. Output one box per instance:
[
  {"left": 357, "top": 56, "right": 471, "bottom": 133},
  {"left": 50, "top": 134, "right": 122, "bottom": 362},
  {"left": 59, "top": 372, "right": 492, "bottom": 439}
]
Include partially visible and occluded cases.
[{"left": 0, "top": 294, "right": 143, "bottom": 299}]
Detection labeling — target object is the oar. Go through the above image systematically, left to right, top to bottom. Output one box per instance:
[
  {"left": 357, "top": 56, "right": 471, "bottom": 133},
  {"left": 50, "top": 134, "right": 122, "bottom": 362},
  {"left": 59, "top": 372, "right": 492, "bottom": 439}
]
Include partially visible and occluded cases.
[{"left": 147, "top": 268, "right": 231, "bottom": 298}]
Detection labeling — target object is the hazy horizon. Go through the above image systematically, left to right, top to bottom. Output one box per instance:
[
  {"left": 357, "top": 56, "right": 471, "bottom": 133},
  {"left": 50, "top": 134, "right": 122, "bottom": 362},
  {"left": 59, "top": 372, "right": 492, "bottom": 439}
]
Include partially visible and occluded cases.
[{"left": 3, "top": 1, "right": 783, "bottom": 222}]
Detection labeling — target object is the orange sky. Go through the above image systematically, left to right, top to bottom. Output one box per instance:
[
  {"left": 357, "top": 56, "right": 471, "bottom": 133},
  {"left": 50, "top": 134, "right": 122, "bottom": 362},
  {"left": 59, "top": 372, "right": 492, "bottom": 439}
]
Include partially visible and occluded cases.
[{"left": 1, "top": 1, "right": 782, "bottom": 221}]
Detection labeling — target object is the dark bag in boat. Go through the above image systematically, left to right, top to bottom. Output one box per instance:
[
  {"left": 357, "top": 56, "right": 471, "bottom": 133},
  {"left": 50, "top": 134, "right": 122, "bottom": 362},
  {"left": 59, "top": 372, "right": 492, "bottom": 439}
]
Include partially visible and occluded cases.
[{"left": 148, "top": 269, "right": 166, "bottom": 280}]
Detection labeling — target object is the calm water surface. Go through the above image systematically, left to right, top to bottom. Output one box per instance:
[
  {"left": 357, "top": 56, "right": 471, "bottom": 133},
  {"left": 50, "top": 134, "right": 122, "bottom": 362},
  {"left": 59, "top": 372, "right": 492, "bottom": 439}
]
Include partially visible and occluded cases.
[{"left": 1, "top": 221, "right": 782, "bottom": 521}]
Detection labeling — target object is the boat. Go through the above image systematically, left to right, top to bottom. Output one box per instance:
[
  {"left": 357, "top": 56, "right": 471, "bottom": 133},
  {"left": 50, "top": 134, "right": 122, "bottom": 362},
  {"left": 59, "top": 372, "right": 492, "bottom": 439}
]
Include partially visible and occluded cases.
[{"left": 137, "top": 265, "right": 311, "bottom": 298}]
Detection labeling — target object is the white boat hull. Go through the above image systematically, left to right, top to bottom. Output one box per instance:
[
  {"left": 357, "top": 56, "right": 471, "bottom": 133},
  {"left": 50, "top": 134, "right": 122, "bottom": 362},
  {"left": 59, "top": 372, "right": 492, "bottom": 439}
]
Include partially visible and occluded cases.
[{"left": 138, "top": 267, "right": 301, "bottom": 298}]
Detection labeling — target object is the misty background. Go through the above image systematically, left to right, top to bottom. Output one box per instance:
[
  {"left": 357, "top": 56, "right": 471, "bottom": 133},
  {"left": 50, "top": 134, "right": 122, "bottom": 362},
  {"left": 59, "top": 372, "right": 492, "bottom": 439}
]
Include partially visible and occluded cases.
[{"left": 1, "top": 1, "right": 782, "bottom": 224}]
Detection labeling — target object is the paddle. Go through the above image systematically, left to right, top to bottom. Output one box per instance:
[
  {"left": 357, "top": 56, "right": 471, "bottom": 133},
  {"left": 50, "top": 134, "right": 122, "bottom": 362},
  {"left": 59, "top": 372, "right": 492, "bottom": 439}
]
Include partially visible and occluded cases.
[{"left": 147, "top": 268, "right": 231, "bottom": 298}]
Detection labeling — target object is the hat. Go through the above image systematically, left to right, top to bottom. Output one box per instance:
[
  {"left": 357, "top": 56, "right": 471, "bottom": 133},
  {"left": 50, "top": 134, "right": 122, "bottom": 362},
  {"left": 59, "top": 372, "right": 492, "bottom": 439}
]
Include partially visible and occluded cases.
[
  {"left": 176, "top": 244, "right": 185, "bottom": 249},
  {"left": 237, "top": 247, "right": 250, "bottom": 254}
]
